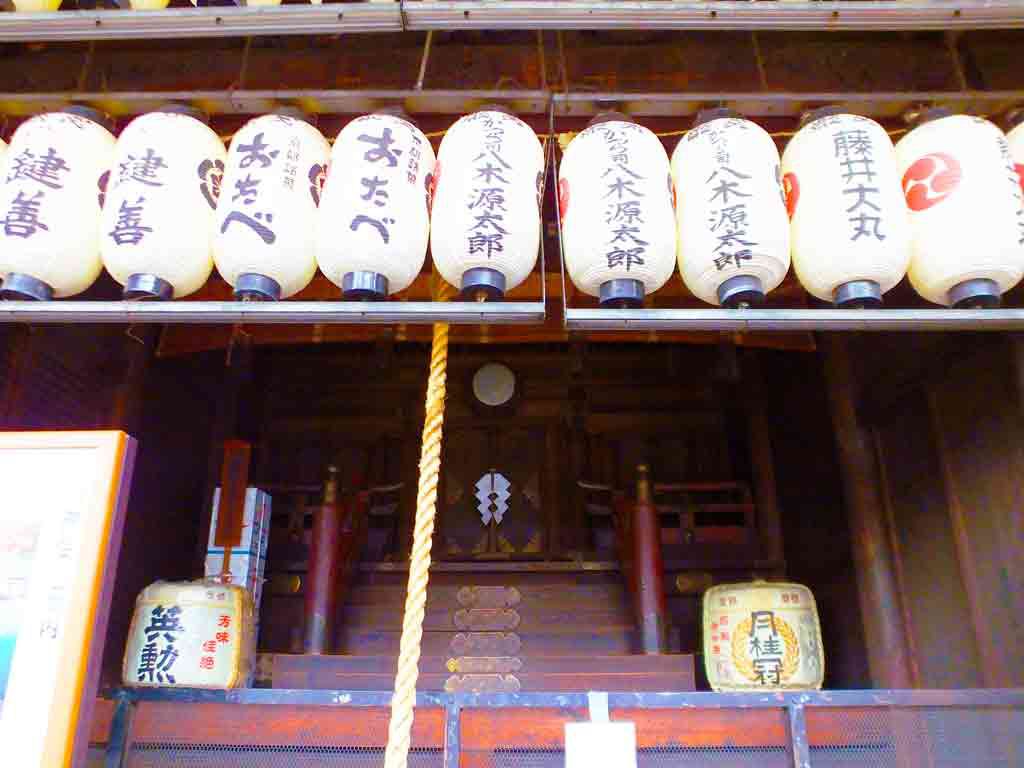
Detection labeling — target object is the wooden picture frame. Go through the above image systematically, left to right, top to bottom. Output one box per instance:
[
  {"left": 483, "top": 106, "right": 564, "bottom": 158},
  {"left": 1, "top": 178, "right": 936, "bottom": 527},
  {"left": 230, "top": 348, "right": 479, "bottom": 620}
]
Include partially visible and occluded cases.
[{"left": 0, "top": 431, "right": 136, "bottom": 768}]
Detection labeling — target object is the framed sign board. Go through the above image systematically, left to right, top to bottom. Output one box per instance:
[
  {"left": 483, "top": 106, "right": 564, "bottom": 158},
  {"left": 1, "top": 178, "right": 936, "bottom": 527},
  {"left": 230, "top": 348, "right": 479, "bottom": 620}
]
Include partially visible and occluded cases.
[{"left": 0, "top": 431, "right": 136, "bottom": 768}]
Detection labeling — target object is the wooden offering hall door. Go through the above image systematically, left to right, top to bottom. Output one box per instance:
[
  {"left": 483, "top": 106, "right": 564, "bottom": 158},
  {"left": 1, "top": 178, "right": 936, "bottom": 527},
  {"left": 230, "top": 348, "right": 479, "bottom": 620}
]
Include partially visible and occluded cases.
[{"left": 439, "top": 426, "right": 547, "bottom": 559}]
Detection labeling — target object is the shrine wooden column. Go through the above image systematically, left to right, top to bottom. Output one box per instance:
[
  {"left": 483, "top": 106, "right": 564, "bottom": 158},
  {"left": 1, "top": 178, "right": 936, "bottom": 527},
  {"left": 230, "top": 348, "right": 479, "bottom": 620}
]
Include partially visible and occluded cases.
[
  {"left": 820, "top": 333, "right": 914, "bottom": 688},
  {"left": 741, "top": 350, "right": 785, "bottom": 567},
  {"left": 632, "top": 464, "right": 668, "bottom": 654},
  {"left": 304, "top": 465, "right": 344, "bottom": 654}
]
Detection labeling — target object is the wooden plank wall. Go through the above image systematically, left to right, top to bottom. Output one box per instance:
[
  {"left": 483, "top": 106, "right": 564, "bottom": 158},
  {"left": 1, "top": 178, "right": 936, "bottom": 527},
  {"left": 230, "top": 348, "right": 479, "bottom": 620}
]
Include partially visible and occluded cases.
[{"left": 857, "top": 333, "right": 1024, "bottom": 689}]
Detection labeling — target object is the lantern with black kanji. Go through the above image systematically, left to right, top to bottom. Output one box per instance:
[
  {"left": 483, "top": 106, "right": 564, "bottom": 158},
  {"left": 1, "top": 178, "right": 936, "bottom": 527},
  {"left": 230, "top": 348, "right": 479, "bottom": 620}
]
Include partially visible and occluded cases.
[
  {"left": 101, "top": 105, "right": 226, "bottom": 300},
  {"left": 431, "top": 107, "right": 544, "bottom": 299},
  {"left": 0, "top": 108, "right": 115, "bottom": 301},
  {"left": 781, "top": 108, "right": 911, "bottom": 307},
  {"left": 673, "top": 109, "right": 791, "bottom": 307},
  {"left": 895, "top": 110, "right": 1024, "bottom": 308},
  {"left": 316, "top": 111, "right": 435, "bottom": 299},
  {"left": 214, "top": 112, "right": 329, "bottom": 301},
  {"left": 560, "top": 113, "right": 676, "bottom": 308}
]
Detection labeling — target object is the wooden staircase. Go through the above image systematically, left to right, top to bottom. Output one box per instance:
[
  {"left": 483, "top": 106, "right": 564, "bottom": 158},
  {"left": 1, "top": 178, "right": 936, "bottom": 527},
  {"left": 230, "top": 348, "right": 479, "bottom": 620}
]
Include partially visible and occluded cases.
[{"left": 273, "top": 563, "right": 695, "bottom": 692}]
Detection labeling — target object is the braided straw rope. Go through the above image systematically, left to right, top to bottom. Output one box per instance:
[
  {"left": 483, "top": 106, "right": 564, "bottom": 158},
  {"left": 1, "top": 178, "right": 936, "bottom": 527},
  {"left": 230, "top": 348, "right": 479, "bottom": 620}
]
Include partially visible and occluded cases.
[{"left": 384, "top": 279, "right": 454, "bottom": 768}]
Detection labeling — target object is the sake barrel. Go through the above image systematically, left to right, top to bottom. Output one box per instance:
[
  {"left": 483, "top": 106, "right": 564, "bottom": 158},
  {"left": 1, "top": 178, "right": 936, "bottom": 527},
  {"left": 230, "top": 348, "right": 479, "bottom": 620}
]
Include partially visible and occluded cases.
[
  {"left": 101, "top": 106, "right": 226, "bottom": 300},
  {"left": 0, "top": 108, "right": 115, "bottom": 300},
  {"left": 431, "top": 109, "right": 544, "bottom": 298},
  {"left": 673, "top": 110, "right": 790, "bottom": 307},
  {"left": 782, "top": 111, "right": 911, "bottom": 307},
  {"left": 896, "top": 111, "right": 1024, "bottom": 307},
  {"left": 316, "top": 112, "right": 435, "bottom": 298},
  {"left": 215, "top": 113, "right": 329, "bottom": 300},
  {"left": 560, "top": 114, "right": 676, "bottom": 307},
  {"left": 703, "top": 580, "right": 824, "bottom": 692},
  {"left": 123, "top": 581, "right": 255, "bottom": 689}
]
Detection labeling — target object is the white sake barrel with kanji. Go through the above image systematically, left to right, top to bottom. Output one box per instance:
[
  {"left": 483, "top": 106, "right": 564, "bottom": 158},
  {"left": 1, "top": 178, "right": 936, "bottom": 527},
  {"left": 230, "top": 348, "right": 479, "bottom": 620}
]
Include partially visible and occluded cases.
[
  {"left": 101, "top": 108, "right": 226, "bottom": 299},
  {"left": 0, "top": 110, "right": 115, "bottom": 300},
  {"left": 431, "top": 110, "right": 544, "bottom": 297},
  {"left": 782, "top": 112, "right": 911, "bottom": 306},
  {"left": 316, "top": 113, "right": 435, "bottom": 298},
  {"left": 214, "top": 114, "right": 329, "bottom": 300},
  {"left": 896, "top": 114, "right": 1024, "bottom": 307},
  {"left": 673, "top": 116, "right": 790, "bottom": 306},
  {"left": 560, "top": 118, "right": 676, "bottom": 306},
  {"left": 703, "top": 580, "right": 824, "bottom": 692},
  {"left": 123, "top": 581, "right": 255, "bottom": 689}
]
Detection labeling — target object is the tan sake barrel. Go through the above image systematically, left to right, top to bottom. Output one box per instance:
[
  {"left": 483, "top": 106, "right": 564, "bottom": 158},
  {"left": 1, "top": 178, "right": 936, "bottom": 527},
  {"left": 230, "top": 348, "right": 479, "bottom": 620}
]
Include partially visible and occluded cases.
[
  {"left": 703, "top": 580, "right": 824, "bottom": 692},
  {"left": 123, "top": 581, "right": 255, "bottom": 689}
]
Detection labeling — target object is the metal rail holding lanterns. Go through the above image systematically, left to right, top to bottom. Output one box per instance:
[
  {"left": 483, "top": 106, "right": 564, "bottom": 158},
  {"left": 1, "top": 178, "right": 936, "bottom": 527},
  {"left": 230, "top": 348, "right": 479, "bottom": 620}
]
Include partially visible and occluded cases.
[{"left": 1, "top": 1, "right": 1024, "bottom": 42}]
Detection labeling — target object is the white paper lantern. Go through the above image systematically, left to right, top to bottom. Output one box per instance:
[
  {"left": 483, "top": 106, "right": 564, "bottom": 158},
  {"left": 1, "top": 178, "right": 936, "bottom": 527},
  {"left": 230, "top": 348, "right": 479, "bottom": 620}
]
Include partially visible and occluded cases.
[
  {"left": 12, "top": 0, "right": 60, "bottom": 11},
  {"left": 101, "top": 106, "right": 226, "bottom": 299},
  {"left": 0, "top": 108, "right": 115, "bottom": 300},
  {"left": 430, "top": 108, "right": 544, "bottom": 298},
  {"left": 672, "top": 110, "right": 791, "bottom": 307},
  {"left": 782, "top": 110, "right": 911, "bottom": 307},
  {"left": 896, "top": 111, "right": 1024, "bottom": 307},
  {"left": 316, "top": 112, "right": 435, "bottom": 298},
  {"left": 214, "top": 113, "right": 329, "bottom": 300},
  {"left": 560, "top": 114, "right": 675, "bottom": 307},
  {"left": 0, "top": 137, "right": 7, "bottom": 172}
]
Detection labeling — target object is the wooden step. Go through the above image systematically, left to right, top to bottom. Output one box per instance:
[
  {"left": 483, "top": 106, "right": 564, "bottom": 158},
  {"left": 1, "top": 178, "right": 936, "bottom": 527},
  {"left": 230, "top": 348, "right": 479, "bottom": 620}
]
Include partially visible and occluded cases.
[
  {"left": 337, "top": 628, "right": 634, "bottom": 656},
  {"left": 273, "top": 653, "right": 695, "bottom": 692}
]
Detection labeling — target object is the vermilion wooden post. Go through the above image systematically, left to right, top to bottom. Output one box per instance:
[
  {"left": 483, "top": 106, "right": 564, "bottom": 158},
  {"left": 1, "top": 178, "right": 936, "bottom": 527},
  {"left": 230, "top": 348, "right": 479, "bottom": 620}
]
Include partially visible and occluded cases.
[
  {"left": 632, "top": 464, "right": 668, "bottom": 654},
  {"left": 304, "top": 465, "right": 343, "bottom": 655}
]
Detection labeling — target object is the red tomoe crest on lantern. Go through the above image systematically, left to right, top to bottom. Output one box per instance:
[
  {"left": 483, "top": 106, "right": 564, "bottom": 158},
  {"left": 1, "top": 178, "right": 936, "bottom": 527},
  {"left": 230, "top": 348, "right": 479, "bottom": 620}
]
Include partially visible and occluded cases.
[
  {"left": 901, "top": 152, "right": 962, "bottom": 211},
  {"left": 308, "top": 163, "right": 326, "bottom": 205},
  {"left": 1015, "top": 164, "right": 1024, "bottom": 197},
  {"left": 783, "top": 172, "right": 799, "bottom": 219},
  {"left": 558, "top": 177, "right": 570, "bottom": 221}
]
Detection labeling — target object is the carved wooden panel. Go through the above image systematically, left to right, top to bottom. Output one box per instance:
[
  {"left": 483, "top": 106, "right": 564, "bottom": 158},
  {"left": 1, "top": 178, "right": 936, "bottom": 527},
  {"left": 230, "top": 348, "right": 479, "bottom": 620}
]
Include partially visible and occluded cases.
[
  {"left": 457, "top": 585, "right": 521, "bottom": 609},
  {"left": 454, "top": 608, "right": 521, "bottom": 632},
  {"left": 450, "top": 632, "right": 522, "bottom": 657},
  {"left": 443, "top": 674, "right": 521, "bottom": 694}
]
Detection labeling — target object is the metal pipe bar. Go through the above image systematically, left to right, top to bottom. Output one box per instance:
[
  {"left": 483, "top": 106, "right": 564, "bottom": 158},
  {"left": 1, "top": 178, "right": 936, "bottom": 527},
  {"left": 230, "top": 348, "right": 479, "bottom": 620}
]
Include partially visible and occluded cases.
[
  {"left": 3, "top": 1, "right": 1024, "bottom": 43},
  {"left": 404, "top": 1, "right": 1024, "bottom": 32},
  {"left": 0, "top": 5, "right": 400, "bottom": 43},
  {"left": 1, "top": 89, "right": 1020, "bottom": 119},
  {"left": 0, "top": 300, "right": 545, "bottom": 325},
  {"left": 564, "top": 308, "right": 1024, "bottom": 332},
  {"left": 119, "top": 686, "right": 1024, "bottom": 709},
  {"left": 786, "top": 704, "right": 812, "bottom": 768}
]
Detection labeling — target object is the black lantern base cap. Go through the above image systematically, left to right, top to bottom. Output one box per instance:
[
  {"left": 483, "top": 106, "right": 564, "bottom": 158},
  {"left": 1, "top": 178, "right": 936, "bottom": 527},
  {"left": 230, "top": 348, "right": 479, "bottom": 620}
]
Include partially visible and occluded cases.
[
  {"left": 62, "top": 105, "right": 115, "bottom": 133},
  {"left": 694, "top": 107, "right": 741, "bottom": 128},
  {"left": 461, "top": 267, "right": 506, "bottom": 301},
  {"left": 343, "top": 271, "right": 389, "bottom": 301},
  {"left": 0, "top": 273, "right": 54, "bottom": 302},
  {"left": 124, "top": 273, "right": 173, "bottom": 301},
  {"left": 235, "top": 273, "right": 281, "bottom": 302},
  {"left": 718, "top": 275, "right": 765, "bottom": 308},
  {"left": 600, "top": 278, "right": 645, "bottom": 308},
  {"left": 949, "top": 278, "right": 1001, "bottom": 309},
  {"left": 833, "top": 279, "right": 883, "bottom": 309}
]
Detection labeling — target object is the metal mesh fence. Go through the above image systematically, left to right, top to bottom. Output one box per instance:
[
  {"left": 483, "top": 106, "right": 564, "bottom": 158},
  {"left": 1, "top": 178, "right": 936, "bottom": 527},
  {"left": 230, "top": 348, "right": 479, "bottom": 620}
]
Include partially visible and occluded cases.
[
  {"left": 807, "top": 706, "right": 1024, "bottom": 768},
  {"left": 126, "top": 743, "right": 444, "bottom": 767},
  {"left": 462, "top": 746, "right": 792, "bottom": 767}
]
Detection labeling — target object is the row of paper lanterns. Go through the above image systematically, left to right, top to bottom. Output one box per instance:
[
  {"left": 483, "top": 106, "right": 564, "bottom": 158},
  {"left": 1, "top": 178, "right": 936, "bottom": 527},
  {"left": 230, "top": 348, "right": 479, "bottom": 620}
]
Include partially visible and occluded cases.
[{"left": 1, "top": 103, "right": 1023, "bottom": 308}]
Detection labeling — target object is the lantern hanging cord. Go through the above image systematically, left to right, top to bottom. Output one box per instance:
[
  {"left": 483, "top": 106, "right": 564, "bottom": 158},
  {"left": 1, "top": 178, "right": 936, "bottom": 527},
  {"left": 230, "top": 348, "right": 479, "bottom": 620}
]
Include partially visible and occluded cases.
[{"left": 383, "top": 279, "right": 454, "bottom": 768}]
